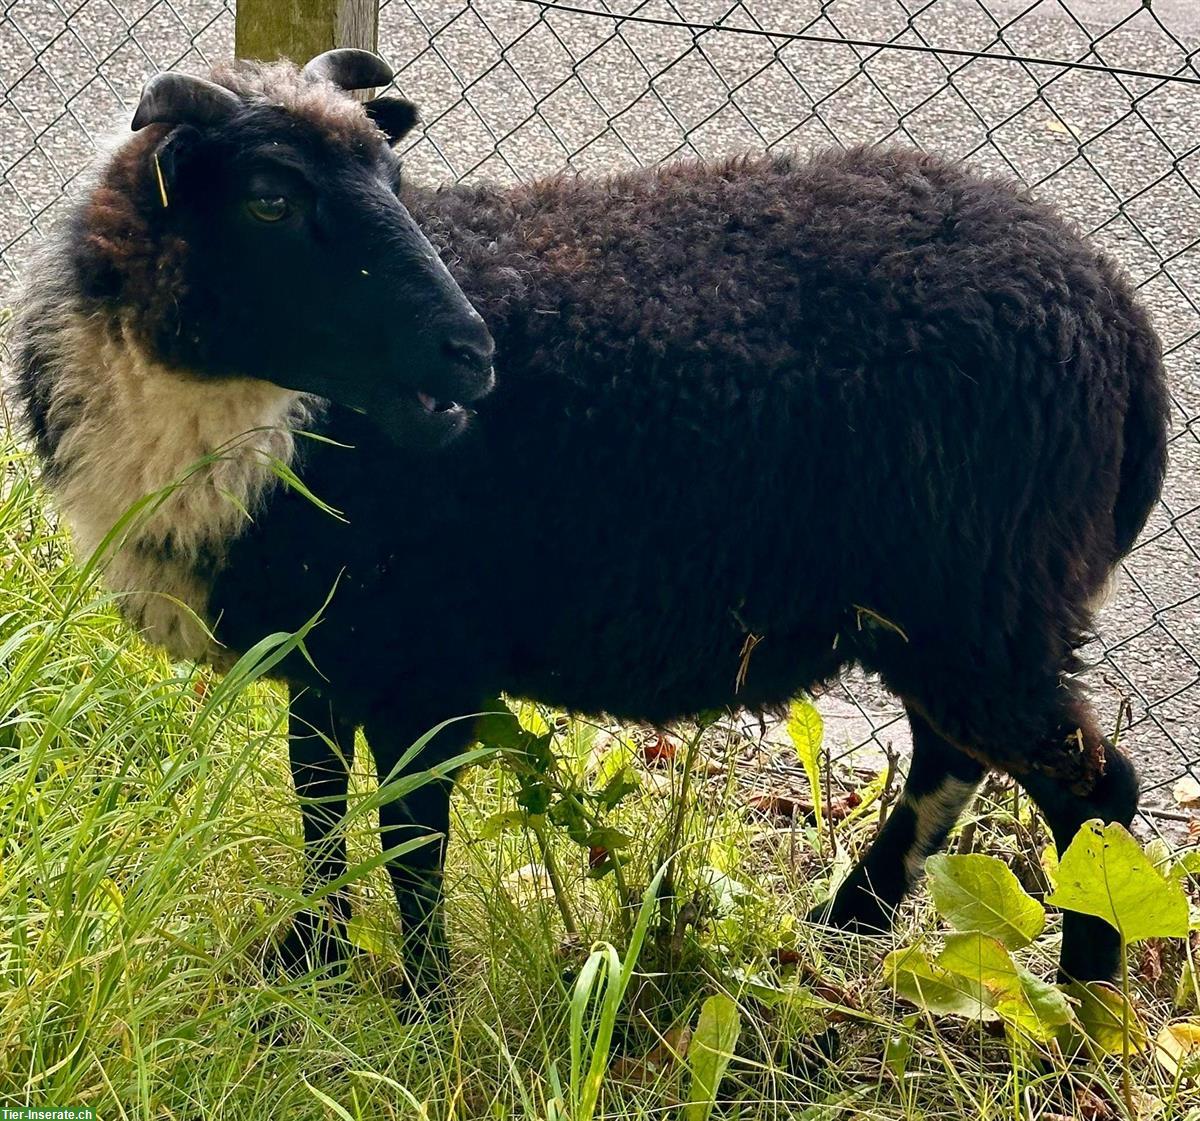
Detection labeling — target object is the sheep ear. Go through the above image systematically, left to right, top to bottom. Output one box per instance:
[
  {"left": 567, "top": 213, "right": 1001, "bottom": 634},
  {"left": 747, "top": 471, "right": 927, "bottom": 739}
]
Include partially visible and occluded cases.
[
  {"left": 303, "top": 48, "right": 394, "bottom": 90},
  {"left": 132, "top": 72, "right": 240, "bottom": 131},
  {"left": 365, "top": 96, "right": 419, "bottom": 144}
]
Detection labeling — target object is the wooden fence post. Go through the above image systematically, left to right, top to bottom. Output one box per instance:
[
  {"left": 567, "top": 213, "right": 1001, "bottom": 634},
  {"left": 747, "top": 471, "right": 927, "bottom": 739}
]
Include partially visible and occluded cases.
[{"left": 235, "top": 0, "right": 379, "bottom": 63}]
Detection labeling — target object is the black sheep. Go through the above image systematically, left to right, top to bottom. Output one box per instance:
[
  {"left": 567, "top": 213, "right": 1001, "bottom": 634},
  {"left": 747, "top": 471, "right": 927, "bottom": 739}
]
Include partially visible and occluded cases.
[{"left": 8, "top": 50, "right": 1171, "bottom": 993}]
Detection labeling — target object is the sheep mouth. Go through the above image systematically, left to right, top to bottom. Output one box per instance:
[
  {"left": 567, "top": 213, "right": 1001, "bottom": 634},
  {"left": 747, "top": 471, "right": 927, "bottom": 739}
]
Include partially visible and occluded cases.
[
  {"left": 408, "top": 366, "right": 494, "bottom": 433},
  {"left": 364, "top": 369, "right": 492, "bottom": 446},
  {"left": 395, "top": 387, "right": 474, "bottom": 445},
  {"left": 416, "top": 391, "right": 463, "bottom": 416}
]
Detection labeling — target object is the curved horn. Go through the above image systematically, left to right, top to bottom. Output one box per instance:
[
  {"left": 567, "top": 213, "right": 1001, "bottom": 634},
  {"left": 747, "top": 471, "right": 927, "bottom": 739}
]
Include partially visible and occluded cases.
[
  {"left": 302, "top": 48, "right": 394, "bottom": 90},
  {"left": 132, "top": 72, "right": 241, "bottom": 131}
]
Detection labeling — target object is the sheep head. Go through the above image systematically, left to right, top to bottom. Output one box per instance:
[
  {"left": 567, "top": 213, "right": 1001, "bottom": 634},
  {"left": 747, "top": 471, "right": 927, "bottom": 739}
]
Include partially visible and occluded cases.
[{"left": 78, "top": 53, "right": 493, "bottom": 449}]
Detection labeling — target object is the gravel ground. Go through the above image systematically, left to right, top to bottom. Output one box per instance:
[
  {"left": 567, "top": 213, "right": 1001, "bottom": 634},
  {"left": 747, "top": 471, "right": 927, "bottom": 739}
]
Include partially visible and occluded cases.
[{"left": 1, "top": 0, "right": 1197, "bottom": 816}]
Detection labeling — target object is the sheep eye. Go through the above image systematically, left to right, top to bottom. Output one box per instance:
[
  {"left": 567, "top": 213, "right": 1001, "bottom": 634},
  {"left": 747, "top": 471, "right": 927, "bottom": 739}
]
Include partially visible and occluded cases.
[{"left": 246, "top": 196, "right": 289, "bottom": 223}]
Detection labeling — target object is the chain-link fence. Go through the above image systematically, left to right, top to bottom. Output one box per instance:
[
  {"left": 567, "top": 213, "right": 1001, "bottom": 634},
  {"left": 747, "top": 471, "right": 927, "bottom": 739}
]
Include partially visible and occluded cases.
[{"left": 2, "top": 0, "right": 1198, "bottom": 824}]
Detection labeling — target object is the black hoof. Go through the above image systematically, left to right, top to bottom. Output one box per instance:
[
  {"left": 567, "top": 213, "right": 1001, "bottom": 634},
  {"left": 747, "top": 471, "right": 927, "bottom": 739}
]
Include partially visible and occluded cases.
[
  {"left": 807, "top": 886, "right": 893, "bottom": 935},
  {"left": 266, "top": 909, "right": 352, "bottom": 979},
  {"left": 1056, "top": 962, "right": 1120, "bottom": 988}
]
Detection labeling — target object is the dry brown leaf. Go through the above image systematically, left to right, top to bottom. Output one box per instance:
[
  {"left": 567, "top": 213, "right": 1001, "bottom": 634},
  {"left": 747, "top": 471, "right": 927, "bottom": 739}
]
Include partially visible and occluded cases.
[
  {"left": 1041, "top": 118, "right": 1078, "bottom": 140},
  {"left": 643, "top": 733, "right": 677, "bottom": 766},
  {"left": 1174, "top": 776, "right": 1200, "bottom": 809},
  {"left": 744, "top": 789, "right": 862, "bottom": 823},
  {"left": 745, "top": 791, "right": 805, "bottom": 819},
  {"left": 828, "top": 791, "right": 862, "bottom": 820},
  {"left": 1138, "top": 940, "right": 1166, "bottom": 987},
  {"left": 1155, "top": 1019, "right": 1200, "bottom": 1081},
  {"left": 610, "top": 1023, "right": 691, "bottom": 1085},
  {"left": 1075, "top": 1085, "right": 1116, "bottom": 1121}
]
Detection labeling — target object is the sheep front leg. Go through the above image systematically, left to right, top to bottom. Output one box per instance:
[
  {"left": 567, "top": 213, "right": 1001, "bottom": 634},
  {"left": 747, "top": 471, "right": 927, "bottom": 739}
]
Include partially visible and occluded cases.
[
  {"left": 269, "top": 689, "right": 356, "bottom": 976},
  {"left": 367, "top": 707, "right": 479, "bottom": 1002},
  {"left": 376, "top": 775, "right": 453, "bottom": 998}
]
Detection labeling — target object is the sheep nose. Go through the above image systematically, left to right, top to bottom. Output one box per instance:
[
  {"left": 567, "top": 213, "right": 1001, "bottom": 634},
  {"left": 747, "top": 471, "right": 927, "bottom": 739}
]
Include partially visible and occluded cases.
[{"left": 441, "top": 322, "right": 495, "bottom": 374}]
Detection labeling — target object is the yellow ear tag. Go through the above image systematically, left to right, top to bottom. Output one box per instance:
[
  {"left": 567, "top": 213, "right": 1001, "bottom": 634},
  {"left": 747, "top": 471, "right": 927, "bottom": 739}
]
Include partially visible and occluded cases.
[{"left": 153, "top": 152, "right": 169, "bottom": 209}]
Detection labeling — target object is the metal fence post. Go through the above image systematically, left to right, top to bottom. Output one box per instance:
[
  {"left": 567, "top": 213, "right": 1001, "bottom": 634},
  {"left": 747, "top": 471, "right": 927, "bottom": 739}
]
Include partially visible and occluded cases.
[{"left": 235, "top": 0, "right": 379, "bottom": 62}]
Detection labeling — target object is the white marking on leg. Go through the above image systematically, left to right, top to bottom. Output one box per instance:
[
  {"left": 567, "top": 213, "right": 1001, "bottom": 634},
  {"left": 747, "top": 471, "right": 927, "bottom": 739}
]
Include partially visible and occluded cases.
[{"left": 902, "top": 776, "right": 980, "bottom": 883}]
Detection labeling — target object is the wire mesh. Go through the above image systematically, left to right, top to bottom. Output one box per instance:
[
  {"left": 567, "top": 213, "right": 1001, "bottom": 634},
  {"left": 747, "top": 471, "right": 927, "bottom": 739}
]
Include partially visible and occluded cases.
[{"left": 1, "top": 0, "right": 1197, "bottom": 826}]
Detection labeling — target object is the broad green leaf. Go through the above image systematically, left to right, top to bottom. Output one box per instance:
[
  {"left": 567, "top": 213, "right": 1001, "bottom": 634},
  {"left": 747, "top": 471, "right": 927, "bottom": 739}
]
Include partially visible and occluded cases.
[
  {"left": 787, "top": 698, "right": 824, "bottom": 834},
  {"left": 474, "top": 700, "right": 528, "bottom": 751},
  {"left": 515, "top": 702, "right": 551, "bottom": 737},
  {"left": 522, "top": 731, "right": 556, "bottom": 773},
  {"left": 592, "top": 738, "right": 637, "bottom": 787},
  {"left": 598, "top": 767, "right": 640, "bottom": 809},
  {"left": 516, "top": 778, "right": 552, "bottom": 815},
  {"left": 549, "top": 794, "right": 590, "bottom": 844},
  {"left": 481, "top": 809, "right": 527, "bottom": 839},
  {"left": 1046, "top": 820, "right": 1189, "bottom": 943},
  {"left": 585, "top": 826, "right": 634, "bottom": 851},
  {"left": 706, "top": 837, "right": 740, "bottom": 875},
  {"left": 1146, "top": 837, "right": 1174, "bottom": 875},
  {"left": 1040, "top": 844, "right": 1059, "bottom": 892},
  {"left": 1174, "top": 850, "right": 1200, "bottom": 882},
  {"left": 926, "top": 853, "right": 1045, "bottom": 949},
  {"left": 700, "top": 866, "right": 752, "bottom": 914},
  {"left": 938, "top": 930, "right": 1018, "bottom": 984},
  {"left": 939, "top": 933, "right": 1071, "bottom": 1040},
  {"left": 888, "top": 935, "right": 1069, "bottom": 1040},
  {"left": 884, "top": 945, "right": 997, "bottom": 1021},
  {"left": 1175, "top": 952, "right": 1198, "bottom": 1012},
  {"left": 1064, "top": 981, "right": 1148, "bottom": 1056},
  {"left": 995, "top": 987, "right": 1072, "bottom": 1044},
  {"left": 686, "top": 994, "right": 741, "bottom": 1121},
  {"left": 884, "top": 1015, "right": 919, "bottom": 1078},
  {"left": 1155, "top": 1020, "right": 1200, "bottom": 1081}
]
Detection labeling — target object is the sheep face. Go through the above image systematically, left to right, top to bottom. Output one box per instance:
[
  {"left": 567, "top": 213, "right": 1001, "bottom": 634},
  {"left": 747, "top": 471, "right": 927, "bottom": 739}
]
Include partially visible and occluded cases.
[{"left": 83, "top": 63, "right": 496, "bottom": 450}]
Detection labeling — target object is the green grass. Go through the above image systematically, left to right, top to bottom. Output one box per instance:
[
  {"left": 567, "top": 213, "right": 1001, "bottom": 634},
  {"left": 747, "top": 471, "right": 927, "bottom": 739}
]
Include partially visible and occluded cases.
[{"left": 2, "top": 426, "right": 1199, "bottom": 1121}]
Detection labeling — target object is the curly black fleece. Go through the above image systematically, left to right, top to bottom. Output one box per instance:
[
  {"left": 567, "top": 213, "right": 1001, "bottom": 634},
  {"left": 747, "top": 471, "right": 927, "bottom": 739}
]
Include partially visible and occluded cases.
[
  {"left": 11, "top": 75, "right": 1171, "bottom": 983},
  {"left": 196, "top": 146, "right": 1169, "bottom": 793}
]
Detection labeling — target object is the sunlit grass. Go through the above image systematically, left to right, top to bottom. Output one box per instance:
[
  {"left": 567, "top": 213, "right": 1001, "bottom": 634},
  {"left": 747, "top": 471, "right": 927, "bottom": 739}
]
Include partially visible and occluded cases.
[{"left": 2, "top": 426, "right": 1198, "bottom": 1119}]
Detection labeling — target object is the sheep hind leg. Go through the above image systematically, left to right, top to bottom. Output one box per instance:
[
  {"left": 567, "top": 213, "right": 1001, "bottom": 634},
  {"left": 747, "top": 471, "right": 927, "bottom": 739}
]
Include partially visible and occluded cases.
[
  {"left": 894, "top": 685, "right": 1135, "bottom": 982},
  {"left": 1010, "top": 703, "right": 1139, "bottom": 984},
  {"left": 817, "top": 707, "right": 986, "bottom": 932}
]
